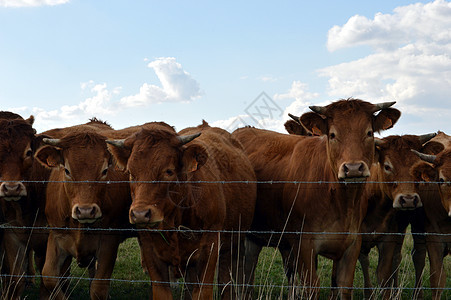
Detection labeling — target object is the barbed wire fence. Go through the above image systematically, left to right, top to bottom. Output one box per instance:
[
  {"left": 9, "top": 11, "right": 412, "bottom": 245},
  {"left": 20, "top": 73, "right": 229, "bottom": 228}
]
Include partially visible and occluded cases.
[{"left": 0, "top": 179, "right": 450, "bottom": 297}]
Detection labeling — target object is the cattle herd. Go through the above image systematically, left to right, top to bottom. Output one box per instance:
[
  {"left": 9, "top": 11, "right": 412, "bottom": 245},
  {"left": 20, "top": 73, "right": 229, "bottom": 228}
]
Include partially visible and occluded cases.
[{"left": 0, "top": 98, "right": 450, "bottom": 300}]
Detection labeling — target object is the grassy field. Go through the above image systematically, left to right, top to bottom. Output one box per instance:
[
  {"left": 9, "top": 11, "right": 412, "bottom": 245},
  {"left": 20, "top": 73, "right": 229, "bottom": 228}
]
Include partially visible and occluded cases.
[{"left": 19, "top": 229, "right": 450, "bottom": 300}]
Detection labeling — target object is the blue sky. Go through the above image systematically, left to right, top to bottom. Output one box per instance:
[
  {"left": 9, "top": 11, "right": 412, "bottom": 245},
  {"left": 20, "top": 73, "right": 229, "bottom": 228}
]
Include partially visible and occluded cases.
[{"left": 1, "top": 0, "right": 450, "bottom": 136}]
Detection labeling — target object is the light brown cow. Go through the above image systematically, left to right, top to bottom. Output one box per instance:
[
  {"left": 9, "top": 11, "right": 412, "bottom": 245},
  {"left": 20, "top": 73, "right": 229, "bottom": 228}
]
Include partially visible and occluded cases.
[
  {"left": 233, "top": 99, "right": 400, "bottom": 299},
  {"left": 0, "top": 111, "right": 50, "bottom": 299},
  {"left": 106, "top": 121, "right": 256, "bottom": 300},
  {"left": 35, "top": 125, "right": 132, "bottom": 300},
  {"left": 358, "top": 134, "right": 437, "bottom": 299},
  {"left": 411, "top": 146, "right": 451, "bottom": 299}
]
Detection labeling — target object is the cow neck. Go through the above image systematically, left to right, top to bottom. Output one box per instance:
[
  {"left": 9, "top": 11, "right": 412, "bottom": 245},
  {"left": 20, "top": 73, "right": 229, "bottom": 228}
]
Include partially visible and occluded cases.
[{"left": 331, "top": 180, "right": 367, "bottom": 231}]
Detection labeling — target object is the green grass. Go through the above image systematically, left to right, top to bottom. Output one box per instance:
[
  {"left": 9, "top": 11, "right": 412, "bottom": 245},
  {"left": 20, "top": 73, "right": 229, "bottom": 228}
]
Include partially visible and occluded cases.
[{"left": 19, "top": 232, "right": 451, "bottom": 299}]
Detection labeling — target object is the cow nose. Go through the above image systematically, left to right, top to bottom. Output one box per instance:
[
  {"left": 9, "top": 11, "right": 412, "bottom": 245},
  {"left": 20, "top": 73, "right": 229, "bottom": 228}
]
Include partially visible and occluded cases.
[
  {"left": 339, "top": 162, "right": 369, "bottom": 179},
  {"left": 0, "top": 181, "right": 27, "bottom": 199},
  {"left": 394, "top": 194, "right": 422, "bottom": 210},
  {"left": 72, "top": 204, "right": 102, "bottom": 222},
  {"left": 130, "top": 209, "right": 151, "bottom": 224}
]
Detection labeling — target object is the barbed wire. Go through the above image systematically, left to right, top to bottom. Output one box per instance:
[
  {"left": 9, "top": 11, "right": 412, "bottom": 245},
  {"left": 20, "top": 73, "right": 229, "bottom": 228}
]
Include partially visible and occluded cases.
[
  {"left": 7, "top": 179, "right": 451, "bottom": 184},
  {"left": 0, "top": 224, "right": 450, "bottom": 237},
  {"left": 1, "top": 274, "right": 450, "bottom": 292}
]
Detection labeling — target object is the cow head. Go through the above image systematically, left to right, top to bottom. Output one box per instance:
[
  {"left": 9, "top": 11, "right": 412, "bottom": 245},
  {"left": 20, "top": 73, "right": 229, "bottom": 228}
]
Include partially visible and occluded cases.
[
  {"left": 300, "top": 99, "right": 401, "bottom": 182},
  {"left": 0, "top": 112, "right": 38, "bottom": 201},
  {"left": 284, "top": 114, "right": 313, "bottom": 136},
  {"left": 106, "top": 125, "right": 204, "bottom": 227},
  {"left": 35, "top": 131, "right": 113, "bottom": 224},
  {"left": 375, "top": 134, "right": 436, "bottom": 210},
  {"left": 411, "top": 148, "right": 451, "bottom": 217}
]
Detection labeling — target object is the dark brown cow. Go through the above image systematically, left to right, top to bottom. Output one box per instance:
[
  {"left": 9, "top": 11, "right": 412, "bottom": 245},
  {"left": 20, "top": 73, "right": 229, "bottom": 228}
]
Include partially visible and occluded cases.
[
  {"left": 233, "top": 99, "right": 400, "bottom": 299},
  {"left": 0, "top": 112, "right": 50, "bottom": 299},
  {"left": 106, "top": 121, "right": 256, "bottom": 299},
  {"left": 35, "top": 125, "right": 132, "bottom": 300},
  {"left": 358, "top": 134, "right": 437, "bottom": 299},
  {"left": 411, "top": 147, "right": 451, "bottom": 299}
]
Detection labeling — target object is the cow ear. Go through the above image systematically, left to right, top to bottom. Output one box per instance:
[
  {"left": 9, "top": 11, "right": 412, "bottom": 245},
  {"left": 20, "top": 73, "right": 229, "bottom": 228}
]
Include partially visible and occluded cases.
[
  {"left": 374, "top": 108, "right": 401, "bottom": 132},
  {"left": 300, "top": 112, "right": 327, "bottom": 136},
  {"left": 25, "top": 115, "right": 35, "bottom": 126},
  {"left": 284, "top": 120, "right": 302, "bottom": 135},
  {"left": 106, "top": 140, "right": 131, "bottom": 171},
  {"left": 421, "top": 141, "right": 444, "bottom": 155},
  {"left": 183, "top": 144, "right": 208, "bottom": 173},
  {"left": 35, "top": 145, "right": 63, "bottom": 169},
  {"left": 411, "top": 162, "right": 437, "bottom": 182}
]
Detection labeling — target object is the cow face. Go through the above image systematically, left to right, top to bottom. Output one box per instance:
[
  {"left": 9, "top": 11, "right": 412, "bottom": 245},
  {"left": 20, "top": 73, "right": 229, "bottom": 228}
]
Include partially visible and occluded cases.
[
  {"left": 300, "top": 99, "right": 401, "bottom": 182},
  {"left": 0, "top": 114, "right": 36, "bottom": 201},
  {"left": 107, "top": 128, "right": 205, "bottom": 227},
  {"left": 35, "top": 132, "right": 112, "bottom": 224},
  {"left": 375, "top": 135, "right": 436, "bottom": 210},
  {"left": 411, "top": 149, "right": 451, "bottom": 217}
]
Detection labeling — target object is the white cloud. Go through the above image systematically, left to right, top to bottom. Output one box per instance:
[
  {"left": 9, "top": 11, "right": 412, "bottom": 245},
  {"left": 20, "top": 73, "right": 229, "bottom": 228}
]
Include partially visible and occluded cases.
[
  {"left": 0, "top": 0, "right": 69, "bottom": 7},
  {"left": 321, "top": 0, "right": 451, "bottom": 134},
  {"left": 327, "top": 0, "right": 451, "bottom": 52},
  {"left": 120, "top": 57, "right": 202, "bottom": 107},
  {"left": 213, "top": 82, "right": 319, "bottom": 134}
]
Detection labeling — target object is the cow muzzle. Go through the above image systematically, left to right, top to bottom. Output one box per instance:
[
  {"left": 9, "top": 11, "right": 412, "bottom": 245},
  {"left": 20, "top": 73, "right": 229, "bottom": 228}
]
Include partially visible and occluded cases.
[
  {"left": 338, "top": 162, "right": 370, "bottom": 182},
  {"left": 0, "top": 181, "right": 27, "bottom": 201},
  {"left": 393, "top": 193, "right": 422, "bottom": 210},
  {"left": 72, "top": 204, "right": 102, "bottom": 224},
  {"left": 129, "top": 207, "right": 163, "bottom": 227}
]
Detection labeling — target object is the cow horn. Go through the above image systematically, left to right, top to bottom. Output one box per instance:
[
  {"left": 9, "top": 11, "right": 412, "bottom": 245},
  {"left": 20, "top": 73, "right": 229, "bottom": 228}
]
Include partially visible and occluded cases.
[
  {"left": 372, "top": 101, "right": 396, "bottom": 112},
  {"left": 309, "top": 105, "right": 327, "bottom": 115},
  {"left": 288, "top": 113, "right": 300, "bottom": 124},
  {"left": 178, "top": 133, "right": 201, "bottom": 145},
  {"left": 418, "top": 133, "right": 437, "bottom": 144},
  {"left": 42, "top": 138, "right": 61, "bottom": 146},
  {"left": 374, "top": 138, "right": 385, "bottom": 147},
  {"left": 106, "top": 139, "right": 125, "bottom": 148},
  {"left": 411, "top": 149, "right": 436, "bottom": 164}
]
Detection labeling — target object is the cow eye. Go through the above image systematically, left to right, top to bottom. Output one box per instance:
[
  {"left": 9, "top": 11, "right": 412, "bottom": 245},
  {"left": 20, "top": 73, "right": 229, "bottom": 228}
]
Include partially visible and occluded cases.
[
  {"left": 367, "top": 130, "right": 373, "bottom": 137},
  {"left": 329, "top": 133, "right": 336, "bottom": 139},
  {"left": 25, "top": 149, "right": 33, "bottom": 157},
  {"left": 384, "top": 164, "right": 391, "bottom": 172},
  {"left": 64, "top": 168, "right": 71, "bottom": 176},
  {"left": 101, "top": 168, "right": 108, "bottom": 177},
  {"left": 166, "top": 169, "right": 174, "bottom": 176},
  {"left": 439, "top": 178, "right": 445, "bottom": 185}
]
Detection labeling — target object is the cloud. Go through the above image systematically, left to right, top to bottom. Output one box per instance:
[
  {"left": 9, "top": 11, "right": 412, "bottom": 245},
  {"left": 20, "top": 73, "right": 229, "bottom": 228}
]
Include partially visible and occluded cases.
[
  {"left": 0, "top": 0, "right": 69, "bottom": 7},
  {"left": 321, "top": 0, "right": 451, "bottom": 134},
  {"left": 327, "top": 0, "right": 451, "bottom": 52},
  {"left": 120, "top": 57, "right": 202, "bottom": 107},
  {"left": 9, "top": 81, "right": 120, "bottom": 132},
  {"left": 212, "top": 82, "right": 319, "bottom": 133}
]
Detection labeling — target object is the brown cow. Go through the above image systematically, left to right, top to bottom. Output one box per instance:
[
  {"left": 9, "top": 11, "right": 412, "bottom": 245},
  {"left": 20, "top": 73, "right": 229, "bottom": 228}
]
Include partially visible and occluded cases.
[
  {"left": 233, "top": 98, "right": 400, "bottom": 299},
  {"left": 0, "top": 112, "right": 50, "bottom": 299},
  {"left": 284, "top": 113, "right": 313, "bottom": 136},
  {"left": 106, "top": 121, "right": 256, "bottom": 299},
  {"left": 35, "top": 125, "right": 132, "bottom": 300},
  {"left": 358, "top": 134, "right": 437, "bottom": 299},
  {"left": 411, "top": 146, "right": 451, "bottom": 299}
]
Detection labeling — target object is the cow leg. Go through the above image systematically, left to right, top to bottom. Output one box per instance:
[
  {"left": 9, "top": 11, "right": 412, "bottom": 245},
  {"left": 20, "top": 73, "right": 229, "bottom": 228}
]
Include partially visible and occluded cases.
[
  {"left": 1, "top": 231, "right": 28, "bottom": 300},
  {"left": 42, "top": 232, "right": 70, "bottom": 300},
  {"left": 218, "top": 232, "right": 246, "bottom": 300},
  {"left": 188, "top": 235, "right": 219, "bottom": 300},
  {"left": 89, "top": 236, "right": 121, "bottom": 300},
  {"left": 138, "top": 236, "right": 173, "bottom": 300},
  {"left": 242, "top": 236, "right": 262, "bottom": 299},
  {"left": 375, "top": 236, "right": 398, "bottom": 300},
  {"left": 334, "top": 237, "right": 361, "bottom": 300},
  {"left": 426, "top": 239, "right": 446, "bottom": 300},
  {"left": 296, "top": 245, "right": 319, "bottom": 300},
  {"left": 358, "top": 251, "right": 373, "bottom": 300}
]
